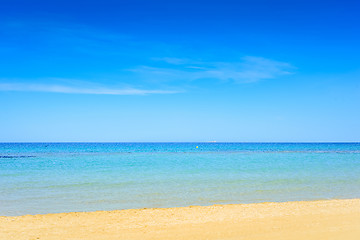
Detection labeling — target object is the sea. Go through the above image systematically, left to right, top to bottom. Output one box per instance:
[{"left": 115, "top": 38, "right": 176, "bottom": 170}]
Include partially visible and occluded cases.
[{"left": 1, "top": 142, "right": 360, "bottom": 216}]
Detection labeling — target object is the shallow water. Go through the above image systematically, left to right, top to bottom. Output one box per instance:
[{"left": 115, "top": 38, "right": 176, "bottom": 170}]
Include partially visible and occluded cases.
[{"left": 1, "top": 143, "right": 360, "bottom": 216}]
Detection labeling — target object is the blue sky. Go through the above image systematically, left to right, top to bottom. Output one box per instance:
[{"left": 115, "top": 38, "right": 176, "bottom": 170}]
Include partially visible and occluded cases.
[{"left": 1, "top": 0, "right": 359, "bottom": 142}]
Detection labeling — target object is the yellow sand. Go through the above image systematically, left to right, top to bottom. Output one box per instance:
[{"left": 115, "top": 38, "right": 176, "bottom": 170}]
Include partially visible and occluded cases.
[{"left": 1, "top": 199, "right": 360, "bottom": 240}]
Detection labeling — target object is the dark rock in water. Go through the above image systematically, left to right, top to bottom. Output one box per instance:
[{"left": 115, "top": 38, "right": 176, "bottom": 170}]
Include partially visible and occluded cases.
[{"left": 0, "top": 155, "right": 34, "bottom": 159}]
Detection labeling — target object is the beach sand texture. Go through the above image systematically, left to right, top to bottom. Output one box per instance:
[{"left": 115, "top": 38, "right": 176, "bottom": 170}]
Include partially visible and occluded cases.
[{"left": 1, "top": 199, "right": 360, "bottom": 240}]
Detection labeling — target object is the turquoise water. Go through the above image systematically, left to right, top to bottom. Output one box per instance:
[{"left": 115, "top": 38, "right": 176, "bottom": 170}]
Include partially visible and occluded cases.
[{"left": 1, "top": 143, "right": 360, "bottom": 216}]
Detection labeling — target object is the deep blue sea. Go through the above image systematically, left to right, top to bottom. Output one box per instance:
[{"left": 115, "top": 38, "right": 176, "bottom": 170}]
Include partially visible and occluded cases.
[{"left": 1, "top": 143, "right": 360, "bottom": 216}]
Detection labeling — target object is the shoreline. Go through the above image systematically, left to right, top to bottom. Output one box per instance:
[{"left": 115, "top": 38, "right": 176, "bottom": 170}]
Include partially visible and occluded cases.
[{"left": 1, "top": 199, "right": 360, "bottom": 239}]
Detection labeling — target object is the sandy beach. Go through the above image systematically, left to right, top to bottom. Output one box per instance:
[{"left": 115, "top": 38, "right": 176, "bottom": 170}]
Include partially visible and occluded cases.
[{"left": 1, "top": 199, "right": 360, "bottom": 240}]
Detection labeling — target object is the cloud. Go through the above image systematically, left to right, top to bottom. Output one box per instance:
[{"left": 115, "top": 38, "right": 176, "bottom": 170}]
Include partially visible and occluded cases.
[
  {"left": 2, "top": 20, "right": 134, "bottom": 56},
  {"left": 3, "top": 20, "right": 294, "bottom": 84},
  {"left": 0, "top": 56, "right": 293, "bottom": 96},
  {"left": 134, "top": 56, "right": 294, "bottom": 83},
  {"left": 152, "top": 57, "right": 191, "bottom": 65},
  {"left": 0, "top": 83, "right": 179, "bottom": 95}
]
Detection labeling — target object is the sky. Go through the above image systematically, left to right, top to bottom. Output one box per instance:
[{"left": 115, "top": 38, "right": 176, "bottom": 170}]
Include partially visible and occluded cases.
[{"left": 0, "top": 0, "right": 359, "bottom": 142}]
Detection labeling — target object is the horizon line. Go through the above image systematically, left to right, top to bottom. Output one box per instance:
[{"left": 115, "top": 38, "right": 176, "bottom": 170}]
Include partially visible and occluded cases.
[{"left": 1, "top": 141, "right": 359, "bottom": 144}]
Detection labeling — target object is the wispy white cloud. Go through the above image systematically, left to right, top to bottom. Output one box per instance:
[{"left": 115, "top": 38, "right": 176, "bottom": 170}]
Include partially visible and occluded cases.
[
  {"left": 2, "top": 20, "right": 135, "bottom": 56},
  {"left": 2, "top": 20, "right": 294, "bottom": 85},
  {"left": 0, "top": 56, "right": 293, "bottom": 96},
  {"left": 134, "top": 56, "right": 294, "bottom": 83},
  {"left": 152, "top": 57, "right": 192, "bottom": 65},
  {"left": 0, "top": 82, "right": 179, "bottom": 95}
]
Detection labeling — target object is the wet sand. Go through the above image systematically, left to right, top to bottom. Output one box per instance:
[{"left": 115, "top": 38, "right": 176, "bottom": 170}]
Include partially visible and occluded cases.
[{"left": 1, "top": 199, "right": 360, "bottom": 240}]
